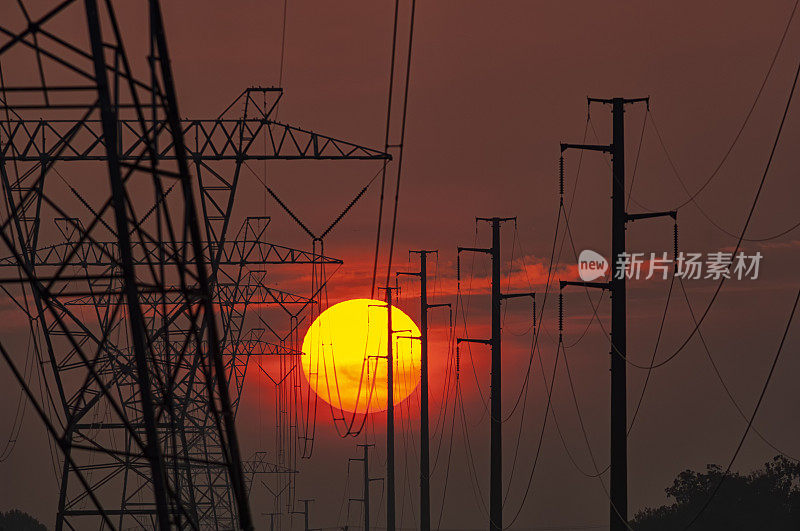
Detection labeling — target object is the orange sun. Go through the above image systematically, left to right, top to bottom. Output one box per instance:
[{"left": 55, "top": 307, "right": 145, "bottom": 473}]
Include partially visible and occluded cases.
[{"left": 301, "top": 298, "right": 421, "bottom": 414}]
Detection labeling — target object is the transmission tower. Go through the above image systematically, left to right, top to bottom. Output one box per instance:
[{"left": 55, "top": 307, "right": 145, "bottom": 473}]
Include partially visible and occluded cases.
[{"left": 0, "top": 2, "right": 389, "bottom": 529}]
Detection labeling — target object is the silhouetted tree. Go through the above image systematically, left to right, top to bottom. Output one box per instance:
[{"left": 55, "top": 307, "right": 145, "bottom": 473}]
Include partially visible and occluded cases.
[
  {"left": 633, "top": 455, "right": 800, "bottom": 530},
  {"left": 0, "top": 509, "right": 46, "bottom": 531}
]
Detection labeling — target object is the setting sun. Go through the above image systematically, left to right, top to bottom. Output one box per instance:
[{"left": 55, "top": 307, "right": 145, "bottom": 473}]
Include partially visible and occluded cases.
[{"left": 301, "top": 298, "right": 421, "bottom": 414}]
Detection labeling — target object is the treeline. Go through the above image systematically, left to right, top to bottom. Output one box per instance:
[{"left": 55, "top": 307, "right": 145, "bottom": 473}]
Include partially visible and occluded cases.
[
  {"left": 633, "top": 455, "right": 800, "bottom": 530},
  {"left": 0, "top": 509, "right": 46, "bottom": 531}
]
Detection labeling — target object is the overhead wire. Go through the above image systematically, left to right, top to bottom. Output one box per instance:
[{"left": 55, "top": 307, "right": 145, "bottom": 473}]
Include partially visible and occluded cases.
[
  {"left": 297, "top": 0, "right": 424, "bottom": 459},
  {"left": 371, "top": 0, "right": 402, "bottom": 298},
  {"left": 383, "top": 0, "right": 417, "bottom": 289},
  {"left": 651, "top": 0, "right": 799, "bottom": 212},
  {"left": 282, "top": 1, "right": 797, "bottom": 526},
  {"left": 547, "top": 21, "right": 800, "bottom": 527},
  {"left": 517, "top": 37, "right": 800, "bottom": 518},
  {"left": 627, "top": 49, "right": 800, "bottom": 369},
  {"left": 0, "top": 61, "right": 63, "bottom": 481},
  {"left": 563, "top": 87, "right": 794, "bottom": 372},
  {"left": 625, "top": 106, "right": 648, "bottom": 210},
  {"left": 648, "top": 110, "right": 800, "bottom": 242},
  {"left": 501, "top": 115, "right": 592, "bottom": 424},
  {"left": 500, "top": 117, "right": 613, "bottom": 512},
  {"left": 502, "top": 120, "right": 595, "bottom": 512},
  {"left": 241, "top": 161, "right": 390, "bottom": 443},
  {"left": 457, "top": 228, "right": 491, "bottom": 418},
  {"left": 427, "top": 261, "right": 458, "bottom": 474},
  {"left": 626, "top": 271, "right": 676, "bottom": 436},
  {"left": 676, "top": 276, "right": 798, "bottom": 461},
  {"left": 681, "top": 288, "right": 800, "bottom": 529},
  {"left": 434, "top": 303, "right": 459, "bottom": 530},
  {"left": 502, "top": 314, "right": 563, "bottom": 528},
  {"left": 0, "top": 330, "right": 34, "bottom": 462},
  {"left": 559, "top": 336, "right": 636, "bottom": 531},
  {"left": 540, "top": 339, "right": 609, "bottom": 480},
  {"left": 456, "top": 378, "right": 490, "bottom": 519},
  {"left": 434, "top": 380, "right": 457, "bottom": 531}
]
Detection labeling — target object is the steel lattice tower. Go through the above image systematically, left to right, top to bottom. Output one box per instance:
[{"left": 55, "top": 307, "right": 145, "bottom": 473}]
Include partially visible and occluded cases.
[{"left": 0, "top": 1, "right": 389, "bottom": 529}]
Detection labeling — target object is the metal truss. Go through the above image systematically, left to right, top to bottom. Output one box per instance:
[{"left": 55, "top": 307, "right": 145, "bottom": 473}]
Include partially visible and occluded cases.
[
  {"left": 0, "top": 1, "right": 388, "bottom": 530},
  {"left": 0, "top": 1, "right": 253, "bottom": 529},
  {"left": 0, "top": 93, "right": 387, "bottom": 162},
  {"left": 0, "top": 235, "right": 341, "bottom": 268},
  {"left": 241, "top": 451, "right": 297, "bottom": 495}
]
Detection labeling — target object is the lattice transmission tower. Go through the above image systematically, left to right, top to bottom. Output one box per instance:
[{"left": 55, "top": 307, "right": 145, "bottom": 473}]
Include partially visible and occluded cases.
[{"left": 0, "top": 1, "right": 389, "bottom": 529}]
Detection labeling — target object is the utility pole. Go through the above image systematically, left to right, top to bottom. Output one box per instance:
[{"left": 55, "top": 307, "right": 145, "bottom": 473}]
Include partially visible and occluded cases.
[
  {"left": 561, "top": 96, "right": 675, "bottom": 531},
  {"left": 457, "top": 218, "right": 534, "bottom": 531},
  {"left": 397, "top": 251, "right": 451, "bottom": 531},
  {"left": 375, "top": 285, "right": 400, "bottom": 531},
  {"left": 349, "top": 444, "right": 381, "bottom": 531},
  {"left": 361, "top": 445, "right": 371, "bottom": 531},
  {"left": 291, "top": 499, "right": 316, "bottom": 531},
  {"left": 261, "top": 512, "right": 280, "bottom": 531}
]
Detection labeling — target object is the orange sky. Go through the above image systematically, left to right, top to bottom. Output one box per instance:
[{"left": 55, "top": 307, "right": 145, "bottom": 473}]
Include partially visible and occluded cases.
[{"left": 1, "top": 2, "right": 800, "bottom": 530}]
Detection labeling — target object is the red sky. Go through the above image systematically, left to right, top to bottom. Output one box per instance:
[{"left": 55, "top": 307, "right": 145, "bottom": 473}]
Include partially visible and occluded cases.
[{"left": 1, "top": 1, "right": 800, "bottom": 530}]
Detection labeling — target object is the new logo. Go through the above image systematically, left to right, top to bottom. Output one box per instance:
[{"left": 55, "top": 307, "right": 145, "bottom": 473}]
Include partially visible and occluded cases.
[{"left": 578, "top": 249, "right": 608, "bottom": 281}]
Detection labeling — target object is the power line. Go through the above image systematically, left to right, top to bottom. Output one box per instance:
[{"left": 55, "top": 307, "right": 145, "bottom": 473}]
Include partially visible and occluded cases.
[
  {"left": 371, "top": 0, "right": 402, "bottom": 297},
  {"left": 371, "top": 0, "right": 418, "bottom": 295},
  {"left": 384, "top": 0, "right": 418, "bottom": 288},
  {"left": 636, "top": 0, "right": 799, "bottom": 214},
  {"left": 546, "top": 37, "right": 800, "bottom": 531},
  {"left": 627, "top": 51, "right": 800, "bottom": 370},
  {"left": 649, "top": 111, "right": 800, "bottom": 242},
  {"left": 501, "top": 116, "right": 593, "bottom": 425},
  {"left": 626, "top": 272, "right": 676, "bottom": 436},
  {"left": 675, "top": 276, "right": 798, "bottom": 461},
  {"left": 682, "top": 288, "right": 800, "bottom": 529},
  {"left": 503, "top": 325, "right": 562, "bottom": 528}
]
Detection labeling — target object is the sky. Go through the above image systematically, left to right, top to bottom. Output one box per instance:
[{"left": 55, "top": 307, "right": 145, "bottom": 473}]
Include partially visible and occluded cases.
[{"left": 1, "top": 1, "right": 800, "bottom": 530}]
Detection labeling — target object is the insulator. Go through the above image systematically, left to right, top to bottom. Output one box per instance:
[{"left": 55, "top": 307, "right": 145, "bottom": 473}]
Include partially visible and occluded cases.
[
  {"left": 559, "top": 155, "right": 565, "bottom": 197},
  {"left": 673, "top": 222, "right": 679, "bottom": 258},
  {"left": 456, "top": 254, "right": 461, "bottom": 284},
  {"left": 558, "top": 292, "right": 563, "bottom": 333},
  {"left": 532, "top": 296, "right": 536, "bottom": 331},
  {"left": 455, "top": 345, "right": 460, "bottom": 380}
]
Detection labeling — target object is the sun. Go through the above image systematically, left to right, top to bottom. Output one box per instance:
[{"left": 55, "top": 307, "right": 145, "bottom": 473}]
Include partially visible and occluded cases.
[{"left": 301, "top": 298, "right": 421, "bottom": 414}]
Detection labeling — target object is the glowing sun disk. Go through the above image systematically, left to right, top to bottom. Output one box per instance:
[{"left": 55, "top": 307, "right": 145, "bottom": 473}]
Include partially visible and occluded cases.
[{"left": 301, "top": 298, "right": 421, "bottom": 414}]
